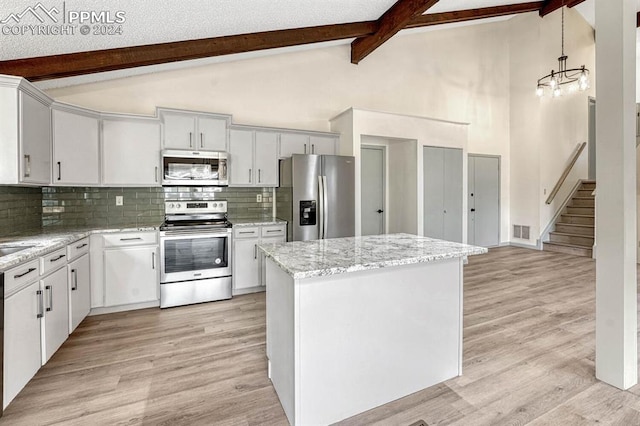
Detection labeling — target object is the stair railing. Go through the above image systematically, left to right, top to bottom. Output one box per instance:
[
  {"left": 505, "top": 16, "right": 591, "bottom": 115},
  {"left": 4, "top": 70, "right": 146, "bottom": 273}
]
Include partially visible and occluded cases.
[{"left": 545, "top": 142, "right": 587, "bottom": 205}]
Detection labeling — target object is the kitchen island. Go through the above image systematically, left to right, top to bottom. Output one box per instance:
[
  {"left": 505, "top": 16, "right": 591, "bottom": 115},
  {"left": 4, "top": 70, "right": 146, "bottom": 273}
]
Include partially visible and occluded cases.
[{"left": 259, "top": 233, "right": 487, "bottom": 426}]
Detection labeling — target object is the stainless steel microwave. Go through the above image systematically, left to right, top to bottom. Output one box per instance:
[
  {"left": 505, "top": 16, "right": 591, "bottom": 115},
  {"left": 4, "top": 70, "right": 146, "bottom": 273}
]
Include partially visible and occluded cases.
[{"left": 161, "top": 150, "right": 228, "bottom": 186}]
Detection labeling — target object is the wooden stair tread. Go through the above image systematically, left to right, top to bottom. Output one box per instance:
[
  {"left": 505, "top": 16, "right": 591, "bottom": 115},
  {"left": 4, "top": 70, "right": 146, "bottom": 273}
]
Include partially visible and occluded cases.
[
  {"left": 572, "top": 197, "right": 595, "bottom": 200},
  {"left": 555, "top": 223, "right": 594, "bottom": 228},
  {"left": 549, "top": 231, "right": 594, "bottom": 238},
  {"left": 544, "top": 240, "right": 593, "bottom": 249}
]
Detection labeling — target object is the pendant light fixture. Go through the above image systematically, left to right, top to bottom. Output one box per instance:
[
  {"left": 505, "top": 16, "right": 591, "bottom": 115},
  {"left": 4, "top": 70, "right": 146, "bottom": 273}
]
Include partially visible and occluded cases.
[{"left": 535, "top": 3, "right": 590, "bottom": 98}]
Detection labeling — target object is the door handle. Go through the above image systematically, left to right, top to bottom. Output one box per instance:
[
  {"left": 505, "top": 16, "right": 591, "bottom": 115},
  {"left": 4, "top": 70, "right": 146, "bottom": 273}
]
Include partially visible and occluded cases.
[
  {"left": 189, "top": 132, "right": 193, "bottom": 148},
  {"left": 200, "top": 133, "right": 204, "bottom": 148},
  {"left": 304, "top": 143, "right": 307, "bottom": 154},
  {"left": 312, "top": 144, "right": 315, "bottom": 154},
  {"left": 24, "top": 154, "right": 31, "bottom": 177},
  {"left": 57, "top": 161, "right": 61, "bottom": 181},
  {"left": 155, "top": 166, "right": 159, "bottom": 183},
  {"left": 249, "top": 169, "right": 252, "bottom": 183},
  {"left": 258, "top": 169, "right": 261, "bottom": 183},
  {"left": 376, "top": 209, "right": 384, "bottom": 214},
  {"left": 471, "top": 209, "right": 476, "bottom": 212},
  {"left": 254, "top": 244, "right": 257, "bottom": 260},
  {"left": 152, "top": 252, "right": 156, "bottom": 269},
  {"left": 50, "top": 254, "right": 66, "bottom": 262},
  {"left": 14, "top": 267, "right": 36, "bottom": 279},
  {"left": 71, "top": 269, "right": 78, "bottom": 291},
  {"left": 46, "top": 285, "right": 53, "bottom": 312},
  {"left": 37, "top": 289, "right": 44, "bottom": 318}
]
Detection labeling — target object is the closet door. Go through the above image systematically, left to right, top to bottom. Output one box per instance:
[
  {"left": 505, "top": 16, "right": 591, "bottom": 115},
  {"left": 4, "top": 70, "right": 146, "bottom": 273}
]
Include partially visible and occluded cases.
[
  {"left": 423, "top": 147, "right": 445, "bottom": 239},
  {"left": 443, "top": 148, "right": 463, "bottom": 243},
  {"left": 468, "top": 155, "right": 500, "bottom": 247}
]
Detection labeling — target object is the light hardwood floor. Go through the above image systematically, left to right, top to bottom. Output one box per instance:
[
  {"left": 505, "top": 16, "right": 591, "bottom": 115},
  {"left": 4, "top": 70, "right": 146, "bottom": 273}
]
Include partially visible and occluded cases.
[{"left": 2, "top": 247, "right": 639, "bottom": 425}]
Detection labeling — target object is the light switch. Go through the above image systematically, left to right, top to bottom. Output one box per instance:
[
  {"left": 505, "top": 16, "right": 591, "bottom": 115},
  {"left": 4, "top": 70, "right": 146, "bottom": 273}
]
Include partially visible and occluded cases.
[{"left": 256, "top": 194, "right": 262, "bottom": 203}]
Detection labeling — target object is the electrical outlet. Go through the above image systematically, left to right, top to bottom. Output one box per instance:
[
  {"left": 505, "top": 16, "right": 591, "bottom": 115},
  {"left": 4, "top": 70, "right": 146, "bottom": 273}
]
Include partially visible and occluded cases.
[
  {"left": 256, "top": 194, "right": 263, "bottom": 203},
  {"left": 115, "top": 195, "right": 123, "bottom": 206}
]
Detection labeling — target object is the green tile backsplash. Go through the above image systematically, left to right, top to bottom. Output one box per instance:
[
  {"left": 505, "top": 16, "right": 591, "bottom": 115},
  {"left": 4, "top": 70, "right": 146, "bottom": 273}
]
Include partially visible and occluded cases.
[{"left": 0, "top": 186, "right": 43, "bottom": 237}]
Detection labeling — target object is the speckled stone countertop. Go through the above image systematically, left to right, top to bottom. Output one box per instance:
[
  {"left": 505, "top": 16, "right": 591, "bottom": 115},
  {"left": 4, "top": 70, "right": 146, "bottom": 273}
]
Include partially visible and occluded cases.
[
  {"left": 230, "top": 217, "right": 287, "bottom": 227},
  {"left": 0, "top": 225, "right": 160, "bottom": 271},
  {"left": 259, "top": 233, "right": 488, "bottom": 279}
]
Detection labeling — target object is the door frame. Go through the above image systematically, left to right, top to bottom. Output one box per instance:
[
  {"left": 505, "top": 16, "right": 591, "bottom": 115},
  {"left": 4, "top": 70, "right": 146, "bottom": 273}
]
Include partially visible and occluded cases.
[
  {"left": 588, "top": 97, "right": 596, "bottom": 181},
  {"left": 360, "top": 144, "right": 387, "bottom": 235},
  {"left": 468, "top": 153, "right": 502, "bottom": 247}
]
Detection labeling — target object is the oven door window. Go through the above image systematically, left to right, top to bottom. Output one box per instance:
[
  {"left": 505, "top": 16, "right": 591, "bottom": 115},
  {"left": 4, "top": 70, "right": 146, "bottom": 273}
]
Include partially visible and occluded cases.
[
  {"left": 163, "top": 157, "right": 220, "bottom": 181},
  {"left": 163, "top": 236, "right": 228, "bottom": 274}
]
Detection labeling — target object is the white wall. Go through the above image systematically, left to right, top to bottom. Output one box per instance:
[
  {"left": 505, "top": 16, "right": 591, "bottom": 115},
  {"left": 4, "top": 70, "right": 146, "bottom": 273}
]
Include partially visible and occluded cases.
[{"left": 509, "top": 8, "right": 595, "bottom": 247}]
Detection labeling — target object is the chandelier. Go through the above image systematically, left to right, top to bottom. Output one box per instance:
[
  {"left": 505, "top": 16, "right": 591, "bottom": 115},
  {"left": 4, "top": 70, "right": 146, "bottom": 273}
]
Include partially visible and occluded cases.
[{"left": 536, "top": 4, "right": 590, "bottom": 98}]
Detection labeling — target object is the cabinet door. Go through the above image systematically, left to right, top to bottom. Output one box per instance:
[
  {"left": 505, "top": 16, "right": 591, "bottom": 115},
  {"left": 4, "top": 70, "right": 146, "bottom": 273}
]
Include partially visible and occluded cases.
[
  {"left": 20, "top": 91, "right": 51, "bottom": 184},
  {"left": 52, "top": 109, "right": 100, "bottom": 185},
  {"left": 163, "top": 114, "right": 196, "bottom": 150},
  {"left": 197, "top": 117, "right": 227, "bottom": 151},
  {"left": 102, "top": 119, "right": 161, "bottom": 186},
  {"left": 229, "top": 129, "right": 254, "bottom": 186},
  {"left": 255, "top": 131, "right": 279, "bottom": 186},
  {"left": 279, "top": 133, "right": 310, "bottom": 158},
  {"left": 309, "top": 135, "right": 337, "bottom": 156},
  {"left": 259, "top": 235, "right": 285, "bottom": 286},
  {"left": 233, "top": 238, "right": 260, "bottom": 290},
  {"left": 104, "top": 246, "right": 158, "bottom": 306},
  {"left": 68, "top": 253, "right": 91, "bottom": 333},
  {"left": 42, "top": 267, "right": 70, "bottom": 364},
  {"left": 4, "top": 281, "right": 41, "bottom": 409}
]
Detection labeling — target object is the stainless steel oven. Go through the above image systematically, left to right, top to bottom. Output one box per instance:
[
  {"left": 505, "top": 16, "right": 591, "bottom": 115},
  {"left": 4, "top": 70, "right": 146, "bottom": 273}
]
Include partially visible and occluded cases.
[
  {"left": 161, "top": 150, "right": 228, "bottom": 186},
  {"left": 159, "top": 200, "right": 232, "bottom": 308}
]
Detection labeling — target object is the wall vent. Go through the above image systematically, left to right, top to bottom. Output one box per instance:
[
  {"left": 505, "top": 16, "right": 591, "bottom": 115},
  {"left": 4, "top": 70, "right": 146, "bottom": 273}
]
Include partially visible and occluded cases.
[
  {"left": 513, "top": 225, "right": 522, "bottom": 239},
  {"left": 513, "top": 225, "right": 531, "bottom": 240},
  {"left": 521, "top": 226, "right": 530, "bottom": 240}
]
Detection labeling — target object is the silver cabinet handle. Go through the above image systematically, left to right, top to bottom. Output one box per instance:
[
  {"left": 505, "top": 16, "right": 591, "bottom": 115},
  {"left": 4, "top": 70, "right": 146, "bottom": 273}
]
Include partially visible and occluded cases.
[
  {"left": 189, "top": 132, "right": 193, "bottom": 148},
  {"left": 200, "top": 133, "right": 204, "bottom": 148},
  {"left": 304, "top": 144, "right": 307, "bottom": 154},
  {"left": 312, "top": 144, "right": 315, "bottom": 154},
  {"left": 24, "top": 154, "right": 31, "bottom": 177},
  {"left": 57, "top": 161, "right": 61, "bottom": 181},
  {"left": 155, "top": 166, "right": 158, "bottom": 183},
  {"left": 249, "top": 169, "right": 252, "bottom": 183},
  {"left": 258, "top": 169, "right": 261, "bottom": 183},
  {"left": 266, "top": 230, "right": 281, "bottom": 233},
  {"left": 239, "top": 231, "right": 255, "bottom": 235},
  {"left": 120, "top": 237, "right": 143, "bottom": 241},
  {"left": 76, "top": 243, "right": 88, "bottom": 249},
  {"left": 254, "top": 244, "right": 257, "bottom": 260},
  {"left": 152, "top": 252, "right": 155, "bottom": 269},
  {"left": 50, "top": 254, "right": 66, "bottom": 262},
  {"left": 14, "top": 267, "right": 36, "bottom": 279},
  {"left": 71, "top": 269, "right": 78, "bottom": 291},
  {"left": 46, "top": 285, "right": 53, "bottom": 312},
  {"left": 37, "top": 289, "right": 44, "bottom": 318}
]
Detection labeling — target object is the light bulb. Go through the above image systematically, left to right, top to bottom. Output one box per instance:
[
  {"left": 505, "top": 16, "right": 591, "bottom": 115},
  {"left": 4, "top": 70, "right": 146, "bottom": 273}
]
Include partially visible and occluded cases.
[
  {"left": 579, "top": 70, "right": 588, "bottom": 84},
  {"left": 550, "top": 77, "right": 558, "bottom": 89},
  {"left": 579, "top": 80, "right": 589, "bottom": 91},
  {"left": 567, "top": 82, "right": 578, "bottom": 93},
  {"left": 536, "top": 86, "right": 544, "bottom": 97},
  {"left": 553, "top": 87, "right": 562, "bottom": 97}
]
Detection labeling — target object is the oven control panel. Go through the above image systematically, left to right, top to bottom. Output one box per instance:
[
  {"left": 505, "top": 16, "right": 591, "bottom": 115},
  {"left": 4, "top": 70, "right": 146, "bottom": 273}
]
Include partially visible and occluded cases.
[{"left": 165, "top": 200, "right": 227, "bottom": 214}]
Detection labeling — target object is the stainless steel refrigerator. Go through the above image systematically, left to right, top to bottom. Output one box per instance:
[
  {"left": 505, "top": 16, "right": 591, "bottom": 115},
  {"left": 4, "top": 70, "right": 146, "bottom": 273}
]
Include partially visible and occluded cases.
[{"left": 277, "top": 154, "right": 355, "bottom": 242}]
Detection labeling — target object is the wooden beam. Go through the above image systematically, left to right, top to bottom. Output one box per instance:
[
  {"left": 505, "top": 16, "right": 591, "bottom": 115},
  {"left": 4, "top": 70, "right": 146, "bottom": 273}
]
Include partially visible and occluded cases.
[
  {"left": 351, "top": 0, "right": 439, "bottom": 64},
  {"left": 539, "top": 0, "right": 587, "bottom": 18},
  {"left": 406, "top": 2, "right": 543, "bottom": 29},
  {"left": 0, "top": 21, "right": 377, "bottom": 82}
]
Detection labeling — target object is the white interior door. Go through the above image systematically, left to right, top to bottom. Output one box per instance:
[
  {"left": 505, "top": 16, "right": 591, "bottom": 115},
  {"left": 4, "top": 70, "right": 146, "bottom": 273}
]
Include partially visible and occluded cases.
[
  {"left": 361, "top": 146, "right": 385, "bottom": 236},
  {"left": 423, "top": 147, "right": 445, "bottom": 239},
  {"left": 443, "top": 148, "right": 463, "bottom": 243},
  {"left": 468, "top": 155, "right": 500, "bottom": 247}
]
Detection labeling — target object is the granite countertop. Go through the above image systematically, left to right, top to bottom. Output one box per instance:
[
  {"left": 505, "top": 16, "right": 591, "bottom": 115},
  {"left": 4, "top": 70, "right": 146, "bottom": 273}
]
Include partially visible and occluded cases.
[
  {"left": 230, "top": 217, "right": 287, "bottom": 227},
  {"left": 0, "top": 225, "right": 160, "bottom": 272},
  {"left": 259, "top": 233, "right": 488, "bottom": 279}
]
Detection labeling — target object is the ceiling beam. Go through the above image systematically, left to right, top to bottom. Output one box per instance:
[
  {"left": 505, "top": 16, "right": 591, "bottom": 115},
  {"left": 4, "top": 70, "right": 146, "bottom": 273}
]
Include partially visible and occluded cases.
[
  {"left": 351, "top": 0, "right": 440, "bottom": 64},
  {"left": 539, "top": 0, "right": 587, "bottom": 18},
  {"left": 405, "top": 2, "right": 543, "bottom": 29},
  {"left": 0, "top": 21, "right": 377, "bottom": 82}
]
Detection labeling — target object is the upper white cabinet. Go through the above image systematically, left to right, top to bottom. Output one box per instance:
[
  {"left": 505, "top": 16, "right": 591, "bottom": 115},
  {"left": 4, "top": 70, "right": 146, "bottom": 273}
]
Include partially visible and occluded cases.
[
  {"left": 0, "top": 76, "right": 52, "bottom": 185},
  {"left": 52, "top": 106, "right": 100, "bottom": 185},
  {"left": 160, "top": 109, "right": 230, "bottom": 151},
  {"left": 102, "top": 116, "right": 162, "bottom": 186},
  {"left": 229, "top": 128, "right": 278, "bottom": 187},
  {"left": 279, "top": 132, "right": 337, "bottom": 157}
]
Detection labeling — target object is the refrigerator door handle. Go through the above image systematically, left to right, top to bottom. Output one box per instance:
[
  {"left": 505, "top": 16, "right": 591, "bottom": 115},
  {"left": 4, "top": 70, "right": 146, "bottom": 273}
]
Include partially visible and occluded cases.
[
  {"left": 318, "top": 175, "right": 324, "bottom": 239},
  {"left": 322, "top": 175, "right": 328, "bottom": 238}
]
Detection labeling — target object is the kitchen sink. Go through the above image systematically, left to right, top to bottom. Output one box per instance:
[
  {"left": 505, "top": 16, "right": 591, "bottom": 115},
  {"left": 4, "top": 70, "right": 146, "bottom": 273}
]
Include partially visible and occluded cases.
[{"left": 0, "top": 245, "right": 36, "bottom": 257}]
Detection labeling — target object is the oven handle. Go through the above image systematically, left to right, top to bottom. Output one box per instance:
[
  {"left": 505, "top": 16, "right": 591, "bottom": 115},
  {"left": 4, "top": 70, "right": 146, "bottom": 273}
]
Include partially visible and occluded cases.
[{"left": 160, "top": 231, "right": 231, "bottom": 239}]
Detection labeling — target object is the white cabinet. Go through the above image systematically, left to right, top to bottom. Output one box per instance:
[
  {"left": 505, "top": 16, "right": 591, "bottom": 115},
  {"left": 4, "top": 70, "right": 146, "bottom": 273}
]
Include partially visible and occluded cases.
[
  {"left": 0, "top": 76, "right": 52, "bottom": 185},
  {"left": 52, "top": 107, "right": 100, "bottom": 185},
  {"left": 160, "top": 109, "right": 229, "bottom": 151},
  {"left": 102, "top": 116, "right": 161, "bottom": 186},
  {"left": 229, "top": 128, "right": 279, "bottom": 187},
  {"left": 279, "top": 132, "right": 337, "bottom": 157},
  {"left": 232, "top": 224, "right": 286, "bottom": 294},
  {"left": 101, "top": 232, "right": 159, "bottom": 307},
  {"left": 68, "top": 253, "right": 90, "bottom": 333},
  {"left": 41, "top": 267, "right": 70, "bottom": 364},
  {"left": 4, "top": 281, "right": 41, "bottom": 409}
]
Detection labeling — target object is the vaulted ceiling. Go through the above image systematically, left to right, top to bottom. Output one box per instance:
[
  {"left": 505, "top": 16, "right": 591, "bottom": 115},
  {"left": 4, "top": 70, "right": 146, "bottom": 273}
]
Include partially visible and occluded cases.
[{"left": 0, "top": 0, "right": 634, "bottom": 83}]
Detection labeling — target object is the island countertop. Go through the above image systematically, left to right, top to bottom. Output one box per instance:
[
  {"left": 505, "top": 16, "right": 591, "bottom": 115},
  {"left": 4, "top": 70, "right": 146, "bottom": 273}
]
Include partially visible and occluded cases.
[{"left": 259, "top": 233, "right": 488, "bottom": 279}]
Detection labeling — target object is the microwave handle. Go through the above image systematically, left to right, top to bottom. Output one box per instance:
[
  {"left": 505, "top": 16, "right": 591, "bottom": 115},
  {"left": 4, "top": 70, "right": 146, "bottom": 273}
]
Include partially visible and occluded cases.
[{"left": 220, "top": 160, "right": 227, "bottom": 180}]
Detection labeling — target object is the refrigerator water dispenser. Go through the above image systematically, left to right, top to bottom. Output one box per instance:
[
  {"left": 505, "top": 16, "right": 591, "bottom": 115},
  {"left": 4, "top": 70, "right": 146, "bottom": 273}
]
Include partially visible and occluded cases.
[{"left": 300, "top": 200, "right": 317, "bottom": 226}]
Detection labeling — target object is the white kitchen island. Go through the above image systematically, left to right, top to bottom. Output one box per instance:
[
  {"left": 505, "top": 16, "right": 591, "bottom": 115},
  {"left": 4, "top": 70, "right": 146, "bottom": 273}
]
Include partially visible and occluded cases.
[{"left": 259, "top": 233, "right": 487, "bottom": 425}]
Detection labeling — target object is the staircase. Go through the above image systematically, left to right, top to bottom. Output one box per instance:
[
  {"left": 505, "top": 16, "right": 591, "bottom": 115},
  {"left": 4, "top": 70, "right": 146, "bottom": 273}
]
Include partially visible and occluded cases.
[{"left": 543, "top": 180, "right": 595, "bottom": 258}]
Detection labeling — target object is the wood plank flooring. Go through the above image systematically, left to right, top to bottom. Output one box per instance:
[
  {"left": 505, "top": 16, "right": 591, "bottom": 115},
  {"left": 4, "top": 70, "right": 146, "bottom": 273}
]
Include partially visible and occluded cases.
[{"left": 2, "top": 247, "right": 639, "bottom": 425}]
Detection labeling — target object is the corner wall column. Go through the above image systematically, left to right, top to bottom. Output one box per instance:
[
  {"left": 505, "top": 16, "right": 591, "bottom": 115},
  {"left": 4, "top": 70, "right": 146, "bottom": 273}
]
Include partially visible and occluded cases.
[{"left": 594, "top": 0, "right": 637, "bottom": 389}]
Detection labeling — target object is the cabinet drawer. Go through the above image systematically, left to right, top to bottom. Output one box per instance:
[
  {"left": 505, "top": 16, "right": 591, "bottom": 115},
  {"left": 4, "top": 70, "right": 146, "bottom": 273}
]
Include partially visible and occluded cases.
[
  {"left": 261, "top": 225, "right": 286, "bottom": 238},
  {"left": 234, "top": 227, "right": 260, "bottom": 239},
  {"left": 103, "top": 232, "right": 158, "bottom": 247},
  {"left": 67, "top": 238, "right": 89, "bottom": 261},
  {"left": 41, "top": 248, "right": 67, "bottom": 275},
  {"left": 4, "top": 259, "right": 40, "bottom": 296}
]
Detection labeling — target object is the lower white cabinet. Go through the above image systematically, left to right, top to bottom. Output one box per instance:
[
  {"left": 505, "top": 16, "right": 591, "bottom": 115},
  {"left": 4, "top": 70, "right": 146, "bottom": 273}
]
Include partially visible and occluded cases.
[
  {"left": 232, "top": 224, "right": 286, "bottom": 294},
  {"left": 104, "top": 245, "right": 159, "bottom": 307},
  {"left": 68, "top": 253, "right": 91, "bottom": 333},
  {"left": 41, "top": 267, "right": 70, "bottom": 364},
  {"left": 4, "top": 281, "right": 42, "bottom": 409}
]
